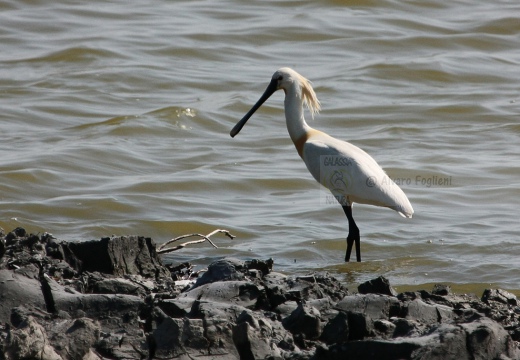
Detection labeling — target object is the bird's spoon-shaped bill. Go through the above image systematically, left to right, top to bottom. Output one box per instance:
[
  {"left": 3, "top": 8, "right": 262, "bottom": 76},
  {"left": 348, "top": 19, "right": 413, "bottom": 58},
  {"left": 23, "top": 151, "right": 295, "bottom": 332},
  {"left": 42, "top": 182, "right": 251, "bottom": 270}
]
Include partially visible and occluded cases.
[{"left": 230, "top": 77, "right": 278, "bottom": 137}]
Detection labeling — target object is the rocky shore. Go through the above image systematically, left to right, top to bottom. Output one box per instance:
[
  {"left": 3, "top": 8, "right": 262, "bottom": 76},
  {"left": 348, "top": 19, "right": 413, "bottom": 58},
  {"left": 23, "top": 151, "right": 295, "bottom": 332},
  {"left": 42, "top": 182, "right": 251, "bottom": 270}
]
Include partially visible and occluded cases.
[{"left": 0, "top": 227, "right": 519, "bottom": 359}]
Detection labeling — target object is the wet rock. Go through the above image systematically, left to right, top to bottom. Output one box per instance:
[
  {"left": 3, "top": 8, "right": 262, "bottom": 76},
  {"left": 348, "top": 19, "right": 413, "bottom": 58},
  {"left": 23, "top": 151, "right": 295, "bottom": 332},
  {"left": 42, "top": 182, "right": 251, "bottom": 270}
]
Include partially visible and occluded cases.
[
  {"left": 5, "top": 227, "right": 27, "bottom": 245},
  {"left": 2, "top": 228, "right": 520, "bottom": 359},
  {"left": 64, "top": 236, "right": 169, "bottom": 279},
  {"left": 0, "top": 237, "right": 5, "bottom": 259},
  {"left": 194, "top": 258, "right": 245, "bottom": 287},
  {"left": 244, "top": 258, "right": 273, "bottom": 276},
  {"left": 47, "top": 261, "right": 77, "bottom": 280},
  {"left": 0, "top": 269, "right": 47, "bottom": 323},
  {"left": 263, "top": 272, "right": 348, "bottom": 311},
  {"left": 46, "top": 275, "right": 144, "bottom": 319},
  {"left": 358, "top": 275, "right": 397, "bottom": 296},
  {"left": 92, "top": 278, "right": 143, "bottom": 295},
  {"left": 184, "top": 280, "right": 263, "bottom": 309},
  {"left": 432, "top": 283, "right": 451, "bottom": 296},
  {"left": 482, "top": 288, "right": 518, "bottom": 306},
  {"left": 335, "top": 293, "right": 400, "bottom": 320},
  {"left": 158, "top": 297, "right": 194, "bottom": 318},
  {"left": 402, "top": 298, "right": 455, "bottom": 324},
  {"left": 192, "top": 299, "right": 250, "bottom": 321},
  {"left": 275, "top": 300, "right": 299, "bottom": 319},
  {"left": 282, "top": 303, "right": 322, "bottom": 340},
  {"left": 233, "top": 310, "right": 282, "bottom": 360},
  {"left": 320, "top": 311, "right": 349, "bottom": 344},
  {"left": 4, "top": 315, "right": 62, "bottom": 360},
  {"left": 46, "top": 317, "right": 100, "bottom": 360},
  {"left": 152, "top": 317, "right": 210, "bottom": 358},
  {"left": 316, "top": 317, "right": 519, "bottom": 360},
  {"left": 461, "top": 317, "right": 517, "bottom": 359},
  {"left": 202, "top": 318, "right": 237, "bottom": 356},
  {"left": 391, "top": 318, "right": 421, "bottom": 337},
  {"left": 373, "top": 319, "right": 396, "bottom": 338},
  {"left": 315, "top": 339, "right": 422, "bottom": 360}
]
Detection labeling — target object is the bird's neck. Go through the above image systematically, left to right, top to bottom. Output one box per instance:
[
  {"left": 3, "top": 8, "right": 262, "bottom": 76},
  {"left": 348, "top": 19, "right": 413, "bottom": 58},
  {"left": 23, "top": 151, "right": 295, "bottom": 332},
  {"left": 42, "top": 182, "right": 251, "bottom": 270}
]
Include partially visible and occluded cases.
[{"left": 284, "top": 88, "right": 313, "bottom": 147}]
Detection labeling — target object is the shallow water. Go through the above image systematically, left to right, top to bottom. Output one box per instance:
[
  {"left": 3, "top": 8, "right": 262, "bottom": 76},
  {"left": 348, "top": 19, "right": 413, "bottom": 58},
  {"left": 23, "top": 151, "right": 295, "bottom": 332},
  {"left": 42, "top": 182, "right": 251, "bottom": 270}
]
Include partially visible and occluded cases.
[{"left": 1, "top": 0, "right": 519, "bottom": 292}]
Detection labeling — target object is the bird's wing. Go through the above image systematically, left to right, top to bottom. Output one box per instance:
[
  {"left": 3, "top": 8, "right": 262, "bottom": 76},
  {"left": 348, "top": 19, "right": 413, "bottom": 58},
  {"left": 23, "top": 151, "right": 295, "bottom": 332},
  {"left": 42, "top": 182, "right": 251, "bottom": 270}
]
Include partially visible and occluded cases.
[{"left": 302, "top": 135, "right": 413, "bottom": 217}]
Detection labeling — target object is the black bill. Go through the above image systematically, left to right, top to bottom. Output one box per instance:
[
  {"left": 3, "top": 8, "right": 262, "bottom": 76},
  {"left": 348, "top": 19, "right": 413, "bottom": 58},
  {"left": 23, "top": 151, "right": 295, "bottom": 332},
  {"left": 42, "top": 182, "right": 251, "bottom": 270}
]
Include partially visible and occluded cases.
[{"left": 230, "top": 77, "right": 278, "bottom": 137}]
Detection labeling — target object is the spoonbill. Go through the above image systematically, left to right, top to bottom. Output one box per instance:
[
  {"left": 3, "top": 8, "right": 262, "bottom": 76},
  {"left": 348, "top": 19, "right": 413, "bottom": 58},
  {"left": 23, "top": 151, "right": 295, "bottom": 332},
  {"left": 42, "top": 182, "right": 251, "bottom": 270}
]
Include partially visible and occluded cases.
[{"left": 230, "top": 68, "right": 413, "bottom": 262}]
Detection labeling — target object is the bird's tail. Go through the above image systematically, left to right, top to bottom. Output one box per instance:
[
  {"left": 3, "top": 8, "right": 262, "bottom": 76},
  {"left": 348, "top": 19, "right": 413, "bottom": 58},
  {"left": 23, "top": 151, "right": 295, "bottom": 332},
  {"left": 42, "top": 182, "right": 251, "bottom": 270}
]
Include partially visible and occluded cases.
[
  {"left": 394, "top": 202, "right": 414, "bottom": 218},
  {"left": 397, "top": 210, "right": 413, "bottom": 219}
]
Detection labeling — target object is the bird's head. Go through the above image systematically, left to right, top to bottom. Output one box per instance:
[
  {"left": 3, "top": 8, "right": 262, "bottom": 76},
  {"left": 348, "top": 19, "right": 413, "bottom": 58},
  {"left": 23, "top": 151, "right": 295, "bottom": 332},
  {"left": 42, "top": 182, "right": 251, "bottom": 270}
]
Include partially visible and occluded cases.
[{"left": 230, "top": 68, "right": 320, "bottom": 137}]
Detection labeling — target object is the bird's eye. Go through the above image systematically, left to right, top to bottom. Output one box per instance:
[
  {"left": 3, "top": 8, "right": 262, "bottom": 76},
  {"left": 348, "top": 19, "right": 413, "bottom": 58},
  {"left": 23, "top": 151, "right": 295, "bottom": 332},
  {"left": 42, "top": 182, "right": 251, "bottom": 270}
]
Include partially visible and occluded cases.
[{"left": 276, "top": 75, "right": 283, "bottom": 81}]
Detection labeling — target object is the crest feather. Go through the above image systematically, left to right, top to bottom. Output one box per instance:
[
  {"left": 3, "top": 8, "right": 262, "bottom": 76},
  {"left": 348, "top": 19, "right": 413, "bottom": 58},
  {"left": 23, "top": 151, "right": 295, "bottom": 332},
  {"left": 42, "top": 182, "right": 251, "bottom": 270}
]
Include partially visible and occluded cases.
[{"left": 299, "top": 75, "right": 321, "bottom": 118}]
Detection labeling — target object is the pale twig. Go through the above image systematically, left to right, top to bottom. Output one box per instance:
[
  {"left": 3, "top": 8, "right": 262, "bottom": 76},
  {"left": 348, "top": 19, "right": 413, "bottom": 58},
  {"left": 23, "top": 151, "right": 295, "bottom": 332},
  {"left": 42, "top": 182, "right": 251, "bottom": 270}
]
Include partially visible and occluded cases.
[{"left": 157, "top": 229, "right": 236, "bottom": 254}]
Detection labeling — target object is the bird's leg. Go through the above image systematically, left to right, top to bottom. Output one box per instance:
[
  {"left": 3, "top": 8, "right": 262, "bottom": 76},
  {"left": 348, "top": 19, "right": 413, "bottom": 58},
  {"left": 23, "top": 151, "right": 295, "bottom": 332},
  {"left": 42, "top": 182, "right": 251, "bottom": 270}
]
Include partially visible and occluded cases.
[{"left": 342, "top": 205, "right": 361, "bottom": 262}]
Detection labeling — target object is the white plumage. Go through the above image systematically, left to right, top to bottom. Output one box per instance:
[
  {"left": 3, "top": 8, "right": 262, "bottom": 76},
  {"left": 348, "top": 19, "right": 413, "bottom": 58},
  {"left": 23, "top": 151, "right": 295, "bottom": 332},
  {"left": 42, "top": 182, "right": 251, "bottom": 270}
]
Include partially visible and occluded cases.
[{"left": 231, "top": 67, "right": 413, "bottom": 262}]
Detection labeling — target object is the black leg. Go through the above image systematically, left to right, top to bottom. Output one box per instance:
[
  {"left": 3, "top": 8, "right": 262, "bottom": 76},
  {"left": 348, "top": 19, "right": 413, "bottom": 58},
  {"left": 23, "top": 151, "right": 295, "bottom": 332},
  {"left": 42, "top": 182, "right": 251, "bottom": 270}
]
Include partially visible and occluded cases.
[{"left": 342, "top": 205, "right": 361, "bottom": 262}]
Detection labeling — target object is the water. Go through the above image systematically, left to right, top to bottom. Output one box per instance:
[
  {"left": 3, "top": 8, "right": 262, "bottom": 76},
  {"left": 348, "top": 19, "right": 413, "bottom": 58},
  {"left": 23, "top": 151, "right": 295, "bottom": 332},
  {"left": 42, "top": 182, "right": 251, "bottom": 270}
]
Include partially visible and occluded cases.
[{"left": 1, "top": 0, "right": 519, "bottom": 293}]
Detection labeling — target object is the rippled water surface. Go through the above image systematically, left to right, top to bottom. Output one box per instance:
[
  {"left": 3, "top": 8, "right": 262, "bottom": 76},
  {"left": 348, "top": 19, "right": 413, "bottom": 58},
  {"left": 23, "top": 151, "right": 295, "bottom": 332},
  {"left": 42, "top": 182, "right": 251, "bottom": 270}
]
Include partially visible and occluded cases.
[{"left": 1, "top": 0, "right": 519, "bottom": 292}]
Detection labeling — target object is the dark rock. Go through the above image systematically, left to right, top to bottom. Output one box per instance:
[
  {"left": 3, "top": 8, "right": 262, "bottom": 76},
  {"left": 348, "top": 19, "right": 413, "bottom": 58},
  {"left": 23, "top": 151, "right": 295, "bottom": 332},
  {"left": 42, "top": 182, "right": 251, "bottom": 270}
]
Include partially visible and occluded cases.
[
  {"left": 5, "top": 227, "right": 27, "bottom": 245},
  {"left": 2, "top": 229, "right": 520, "bottom": 360},
  {"left": 21, "top": 234, "right": 40, "bottom": 249},
  {"left": 64, "top": 236, "right": 169, "bottom": 279},
  {"left": 0, "top": 237, "right": 5, "bottom": 259},
  {"left": 194, "top": 258, "right": 245, "bottom": 287},
  {"left": 245, "top": 258, "right": 273, "bottom": 276},
  {"left": 47, "top": 261, "right": 77, "bottom": 280},
  {"left": 31, "top": 262, "right": 56, "bottom": 317},
  {"left": 0, "top": 269, "right": 47, "bottom": 322},
  {"left": 262, "top": 272, "right": 348, "bottom": 311},
  {"left": 263, "top": 272, "right": 291, "bottom": 308},
  {"left": 358, "top": 275, "right": 397, "bottom": 296},
  {"left": 92, "top": 278, "right": 142, "bottom": 295},
  {"left": 165, "top": 279, "right": 266, "bottom": 323},
  {"left": 184, "top": 280, "right": 263, "bottom": 309},
  {"left": 432, "top": 283, "right": 451, "bottom": 296},
  {"left": 482, "top": 288, "right": 518, "bottom": 306},
  {"left": 335, "top": 293, "right": 401, "bottom": 320},
  {"left": 332, "top": 294, "right": 402, "bottom": 341},
  {"left": 158, "top": 297, "right": 194, "bottom": 318},
  {"left": 307, "top": 297, "right": 334, "bottom": 312},
  {"left": 402, "top": 298, "right": 455, "bottom": 324},
  {"left": 192, "top": 299, "right": 250, "bottom": 321},
  {"left": 275, "top": 300, "right": 299, "bottom": 318},
  {"left": 282, "top": 302, "right": 322, "bottom": 340},
  {"left": 233, "top": 310, "right": 282, "bottom": 360},
  {"left": 320, "top": 311, "right": 349, "bottom": 344},
  {"left": 347, "top": 311, "right": 374, "bottom": 340},
  {"left": 150, "top": 314, "right": 239, "bottom": 359},
  {"left": 4, "top": 315, "right": 62, "bottom": 360},
  {"left": 316, "top": 316, "right": 520, "bottom": 360},
  {"left": 46, "top": 317, "right": 100, "bottom": 359},
  {"left": 152, "top": 317, "right": 210, "bottom": 358},
  {"left": 391, "top": 317, "right": 420, "bottom": 337},
  {"left": 462, "top": 317, "right": 518, "bottom": 359},
  {"left": 202, "top": 318, "right": 237, "bottom": 356},
  {"left": 411, "top": 318, "right": 519, "bottom": 360},
  {"left": 373, "top": 319, "right": 396, "bottom": 338},
  {"left": 233, "top": 322, "right": 267, "bottom": 360},
  {"left": 407, "top": 323, "right": 468, "bottom": 360},
  {"left": 506, "top": 323, "right": 520, "bottom": 342},
  {"left": 314, "top": 338, "right": 422, "bottom": 360}
]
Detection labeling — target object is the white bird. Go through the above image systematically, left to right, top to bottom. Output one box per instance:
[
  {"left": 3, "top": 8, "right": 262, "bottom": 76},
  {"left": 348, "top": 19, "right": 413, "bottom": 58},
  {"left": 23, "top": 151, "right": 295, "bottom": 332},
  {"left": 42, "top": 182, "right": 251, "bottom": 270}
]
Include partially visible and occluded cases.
[{"left": 230, "top": 67, "right": 413, "bottom": 262}]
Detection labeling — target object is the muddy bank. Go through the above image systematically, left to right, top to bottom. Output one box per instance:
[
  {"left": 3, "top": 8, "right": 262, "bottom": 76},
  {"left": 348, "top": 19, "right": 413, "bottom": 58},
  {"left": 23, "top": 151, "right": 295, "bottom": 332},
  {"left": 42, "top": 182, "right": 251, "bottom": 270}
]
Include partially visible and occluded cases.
[{"left": 0, "top": 227, "right": 519, "bottom": 359}]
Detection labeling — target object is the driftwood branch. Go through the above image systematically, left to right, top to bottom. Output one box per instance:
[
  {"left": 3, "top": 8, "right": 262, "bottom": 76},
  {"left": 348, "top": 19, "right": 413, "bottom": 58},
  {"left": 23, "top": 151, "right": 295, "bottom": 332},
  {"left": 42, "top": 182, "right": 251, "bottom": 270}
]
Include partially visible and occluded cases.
[{"left": 157, "top": 229, "right": 236, "bottom": 254}]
